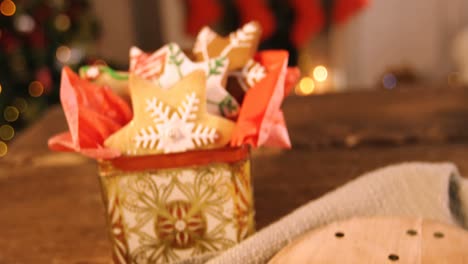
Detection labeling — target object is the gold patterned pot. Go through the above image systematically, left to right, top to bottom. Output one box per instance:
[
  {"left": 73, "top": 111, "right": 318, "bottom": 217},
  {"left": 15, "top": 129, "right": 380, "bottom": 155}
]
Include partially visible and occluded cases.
[{"left": 98, "top": 146, "right": 255, "bottom": 263}]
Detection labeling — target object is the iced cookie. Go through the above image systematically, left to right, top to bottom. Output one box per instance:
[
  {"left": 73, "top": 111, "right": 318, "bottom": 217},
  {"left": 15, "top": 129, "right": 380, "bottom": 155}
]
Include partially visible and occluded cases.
[
  {"left": 192, "top": 21, "right": 262, "bottom": 71},
  {"left": 130, "top": 43, "right": 239, "bottom": 118},
  {"left": 105, "top": 71, "right": 235, "bottom": 155}
]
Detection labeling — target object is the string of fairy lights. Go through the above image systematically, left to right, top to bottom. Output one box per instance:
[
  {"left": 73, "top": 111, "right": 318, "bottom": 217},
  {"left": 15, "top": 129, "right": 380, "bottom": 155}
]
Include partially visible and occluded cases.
[
  {"left": 0, "top": 0, "right": 98, "bottom": 157},
  {"left": 0, "top": 0, "right": 17, "bottom": 157}
]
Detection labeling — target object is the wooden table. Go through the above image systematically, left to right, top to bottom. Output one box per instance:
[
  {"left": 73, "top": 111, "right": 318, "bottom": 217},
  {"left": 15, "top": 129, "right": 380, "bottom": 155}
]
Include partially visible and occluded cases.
[{"left": 1, "top": 86, "right": 468, "bottom": 263}]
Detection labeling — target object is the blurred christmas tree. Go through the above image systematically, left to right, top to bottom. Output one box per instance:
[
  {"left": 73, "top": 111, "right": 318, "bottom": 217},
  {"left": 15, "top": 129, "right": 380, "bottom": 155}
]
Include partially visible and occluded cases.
[{"left": 0, "top": 0, "right": 99, "bottom": 155}]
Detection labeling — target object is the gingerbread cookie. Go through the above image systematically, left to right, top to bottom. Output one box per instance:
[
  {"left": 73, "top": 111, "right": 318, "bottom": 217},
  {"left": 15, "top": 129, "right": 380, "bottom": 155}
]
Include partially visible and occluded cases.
[
  {"left": 192, "top": 21, "right": 262, "bottom": 71},
  {"left": 130, "top": 43, "right": 239, "bottom": 118},
  {"left": 227, "top": 58, "right": 300, "bottom": 105},
  {"left": 104, "top": 70, "right": 235, "bottom": 155}
]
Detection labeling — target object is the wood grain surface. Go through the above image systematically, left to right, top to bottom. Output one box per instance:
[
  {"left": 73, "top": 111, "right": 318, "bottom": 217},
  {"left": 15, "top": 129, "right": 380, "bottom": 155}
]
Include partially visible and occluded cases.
[{"left": 1, "top": 86, "right": 468, "bottom": 263}]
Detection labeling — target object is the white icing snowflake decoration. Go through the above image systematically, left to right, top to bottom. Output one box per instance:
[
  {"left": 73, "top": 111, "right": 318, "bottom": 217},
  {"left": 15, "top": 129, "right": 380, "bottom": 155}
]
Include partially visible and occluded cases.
[
  {"left": 221, "top": 22, "right": 257, "bottom": 58},
  {"left": 193, "top": 28, "right": 217, "bottom": 59},
  {"left": 243, "top": 59, "right": 266, "bottom": 87},
  {"left": 134, "top": 92, "right": 218, "bottom": 154}
]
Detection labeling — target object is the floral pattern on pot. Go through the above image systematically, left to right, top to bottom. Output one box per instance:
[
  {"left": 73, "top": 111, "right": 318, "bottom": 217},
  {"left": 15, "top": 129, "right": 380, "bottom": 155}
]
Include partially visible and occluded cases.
[
  {"left": 99, "top": 158, "right": 254, "bottom": 264},
  {"left": 155, "top": 200, "right": 207, "bottom": 249}
]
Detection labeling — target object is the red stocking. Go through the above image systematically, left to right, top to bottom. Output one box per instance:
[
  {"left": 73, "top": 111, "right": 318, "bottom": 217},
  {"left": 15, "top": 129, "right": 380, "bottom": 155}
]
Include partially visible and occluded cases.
[
  {"left": 186, "top": 0, "right": 223, "bottom": 36},
  {"left": 235, "top": 0, "right": 276, "bottom": 40},
  {"left": 289, "top": 0, "right": 324, "bottom": 48},
  {"left": 333, "top": 0, "right": 369, "bottom": 24}
]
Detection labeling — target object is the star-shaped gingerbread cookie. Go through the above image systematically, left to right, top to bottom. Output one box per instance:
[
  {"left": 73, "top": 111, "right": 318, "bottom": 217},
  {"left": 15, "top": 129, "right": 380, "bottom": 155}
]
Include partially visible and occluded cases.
[
  {"left": 192, "top": 21, "right": 262, "bottom": 71},
  {"left": 130, "top": 43, "right": 239, "bottom": 118},
  {"left": 104, "top": 70, "right": 235, "bottom": 155}
]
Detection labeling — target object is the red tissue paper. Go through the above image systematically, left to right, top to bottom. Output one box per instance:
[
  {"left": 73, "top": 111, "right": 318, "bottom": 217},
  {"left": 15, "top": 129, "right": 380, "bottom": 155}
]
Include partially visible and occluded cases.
[{"left": 48, "top": 67, "right": 132, "bottom": 159}]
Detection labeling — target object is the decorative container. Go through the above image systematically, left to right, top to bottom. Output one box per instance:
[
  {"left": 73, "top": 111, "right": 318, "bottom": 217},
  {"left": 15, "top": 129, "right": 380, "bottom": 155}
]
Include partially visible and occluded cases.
[{"left": 98, "top": 145, "right": 255, "bottom": 263}]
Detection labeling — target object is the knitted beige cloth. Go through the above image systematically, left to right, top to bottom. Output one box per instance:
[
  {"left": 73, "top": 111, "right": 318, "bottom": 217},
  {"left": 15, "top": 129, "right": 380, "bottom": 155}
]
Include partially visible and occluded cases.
[{"left": 177, "top": 162, "right": 468, "bottom": 264}]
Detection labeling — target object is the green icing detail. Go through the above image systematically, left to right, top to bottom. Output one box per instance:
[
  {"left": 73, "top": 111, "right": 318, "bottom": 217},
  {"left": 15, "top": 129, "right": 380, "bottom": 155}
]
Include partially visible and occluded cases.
[
  {"left": 168, "top": 44, "right": 184, "bottom": 79},
  {"left": 208, "top": 57, "right": 226, "bottom": 76},
  {"left": 80, "top": 65, "right": 129, "bottom": 81},
  {"left": 104, "top": 67, "right": 129, "bottom": 81},
  {"left": 218, "top": 96, "right": 239, "bottom": 117}
]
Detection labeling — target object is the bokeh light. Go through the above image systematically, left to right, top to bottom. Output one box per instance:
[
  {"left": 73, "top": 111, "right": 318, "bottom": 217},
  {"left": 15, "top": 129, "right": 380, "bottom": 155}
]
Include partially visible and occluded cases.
[
  {"left": 0, "top": 0, "right": 16, "bottom": 16},
  {"left": 14, "top": 14, "right": 35, "bottom": 33},
  {"left": 55, "top": 14, "right": 71, "bottom": 32},
  {"left": 56, "top": 45, "right": 71, "bottom": 63},
  {"left": 312, "top": 65, "right": 328, "bottom": 82},
  {"left": 383, "top": 73, "right": 397, "bottom": 89},
  {"left": 296, "top": 77, "right": 315, "bottom": 95},
  {"left": 28, "top": 81, "right": 44, "bottom": 97},
  {"left": 0, "top": 82, "right": 2, "bottom": 94},
  {"left": 13, "top": 97, "right": 28, "bottom": 113},
  {"left": 21, "top": 100, "right": 40, "bottom": 121},
  {"left": 4, "top": 106, "right": 19, "bottom": 122},
  {"left": 0, "top": 124, "right": 14, "bottom": 141},
  {"left": 0, "top": 141, "right": 7, "bottom": 157}
]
